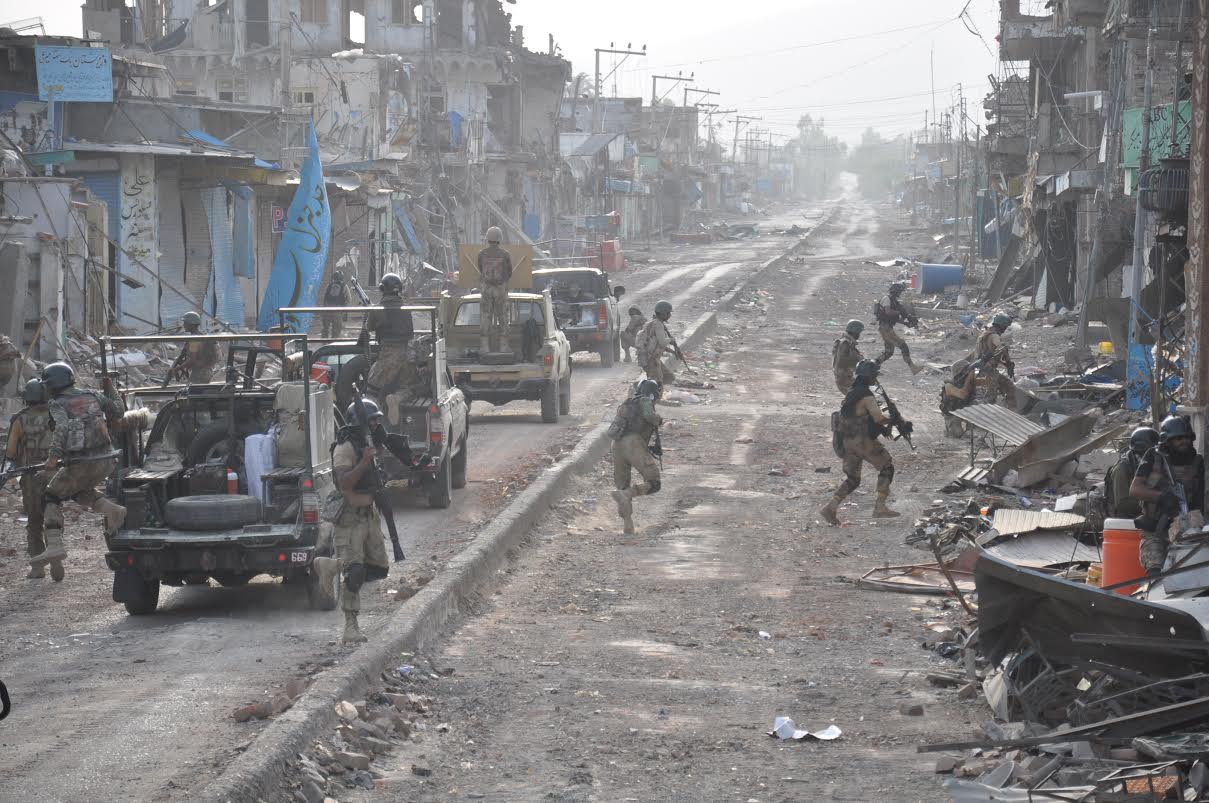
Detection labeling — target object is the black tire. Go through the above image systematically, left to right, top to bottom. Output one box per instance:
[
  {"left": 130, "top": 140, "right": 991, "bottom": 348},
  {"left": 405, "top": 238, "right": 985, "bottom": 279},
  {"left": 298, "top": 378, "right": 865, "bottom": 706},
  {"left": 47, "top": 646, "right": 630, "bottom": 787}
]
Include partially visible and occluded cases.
[
  {"left": 599, "top": 339, "right": 615, "bottom": 368},
  {"left": 335, "top": 353, "right": 372, "bottom": 412},
  {"left": 559, "top": 375, "right": 571, "bottom": 416},
  {"left": 540, "top": 380, "right": 559, "bottom": 423},
  {"left": 186, "top": 420, "right": 263, "bottom": 468},
  {"left": 451, "top": 436, "right": 468, "bottom": 490},
  {"left": 427, "top": 457, "right": 453, "bottom": 509},
  {"left": 164, "top": 494, "right": 262, "bottom": 531},
  {"left": 307, "top": 566, "right": 340, "bottom": 611},
  {"left": 213, "top": 572, "right": 255, "bottom": 587},
  {"left": 124, "top": 577, "right": 160, "bottom": 616}
]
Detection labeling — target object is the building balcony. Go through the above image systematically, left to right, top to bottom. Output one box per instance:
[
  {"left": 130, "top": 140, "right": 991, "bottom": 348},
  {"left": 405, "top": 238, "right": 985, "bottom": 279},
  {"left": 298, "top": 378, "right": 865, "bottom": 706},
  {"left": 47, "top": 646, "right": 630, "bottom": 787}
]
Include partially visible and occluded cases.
[{"left": 1000, "top": 17, "right": 1082, "bottom": 62}]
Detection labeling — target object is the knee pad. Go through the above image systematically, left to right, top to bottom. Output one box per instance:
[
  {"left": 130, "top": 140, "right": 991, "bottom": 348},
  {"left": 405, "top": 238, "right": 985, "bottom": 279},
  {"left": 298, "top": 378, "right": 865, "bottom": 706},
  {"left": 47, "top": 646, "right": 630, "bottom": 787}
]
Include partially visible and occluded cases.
[
  {"left": 879, "top": 464, "right": 895, "bottom": 483},
  {"left": 646, "top": 479, "right": 661, "bottom": 495},
  {"left": 344, "top": 562, "right": 367, "bottom": 593}
]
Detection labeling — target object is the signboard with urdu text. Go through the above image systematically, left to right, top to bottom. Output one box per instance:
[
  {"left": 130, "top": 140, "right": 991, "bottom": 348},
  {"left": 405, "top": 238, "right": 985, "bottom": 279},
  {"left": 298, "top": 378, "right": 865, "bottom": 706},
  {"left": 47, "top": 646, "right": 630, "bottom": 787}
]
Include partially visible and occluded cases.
[{"left": 35, "top": 46, "right": 113, "bottom": 102}]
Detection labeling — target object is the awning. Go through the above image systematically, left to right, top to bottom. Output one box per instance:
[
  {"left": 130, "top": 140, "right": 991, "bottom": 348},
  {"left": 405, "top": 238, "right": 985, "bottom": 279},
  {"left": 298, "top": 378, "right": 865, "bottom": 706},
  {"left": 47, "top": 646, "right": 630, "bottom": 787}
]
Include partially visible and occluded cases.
[{"left": 569, "top": 132, "right": 623, "bottom": 158}]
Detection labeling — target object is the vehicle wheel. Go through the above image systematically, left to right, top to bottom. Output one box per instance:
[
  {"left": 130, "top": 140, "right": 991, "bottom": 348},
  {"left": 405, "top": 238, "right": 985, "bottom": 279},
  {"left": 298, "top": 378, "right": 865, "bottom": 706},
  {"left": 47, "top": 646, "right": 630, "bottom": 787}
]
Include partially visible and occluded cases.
[
  {"left": 599, "top": 339, "right": 615, "bottom": 368},
  {"left": 335, "top": 353, "right": 372, "bottom": 412},
  {"left": 559, "top": 375, "right": 571, "bottom": 416},
  {"left": 540, "top": 380, "right": 559, "bottom": 423},
  {"left": 186, "top": 420, "right": 263, "bottom": 468},
  {"left": 451, "top": 436, "right": 468, "bottom": 490},
  {"left": 427, "top": 458, "right": 453, "bottom": 509},
  {"left": 164, "top": 494, "right": 263, "bottom": 531},
  {"left": 306, "top": 566, "right": 340, "bottom": 611},
  {"left": 213, "top": 572, "right": 255, "bottom": 587},
  {"left": 124, "top": 577, "right": 160, "bottom": 616}
]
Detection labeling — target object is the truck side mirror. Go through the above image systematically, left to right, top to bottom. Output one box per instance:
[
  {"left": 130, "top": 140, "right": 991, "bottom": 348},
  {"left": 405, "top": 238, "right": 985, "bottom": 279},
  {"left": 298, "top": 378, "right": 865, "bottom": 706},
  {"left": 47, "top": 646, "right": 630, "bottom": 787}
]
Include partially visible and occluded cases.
[{"left": 613, "top": 286, "right": 626, "bottom": 299}]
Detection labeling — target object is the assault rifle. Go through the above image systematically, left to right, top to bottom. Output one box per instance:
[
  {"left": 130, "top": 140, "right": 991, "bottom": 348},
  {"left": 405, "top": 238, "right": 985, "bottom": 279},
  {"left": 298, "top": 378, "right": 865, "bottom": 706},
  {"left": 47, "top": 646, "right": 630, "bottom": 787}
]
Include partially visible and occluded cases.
[
  {"left": 348, "top": 274, "right": 373, "bottom": 306},
  {"left": 892, "top": 298, "right": 920, "bottom": 328},
  {"left": 667, "top": 333, "right": 695, "bottom": 374},
  {"left": 952, "top": 347, "right": 1006, "bottom": 388},
  {"left": 875, "top": 383, "right": 915, "bottom": 450},
  {"left": 350, "top": 387, "right": 406, "bottom": 563},
  {"left": 0, "top": 449, "right": 122, "bottom": 493},
  {"left": 1149, "top": 450, "right": 1191, "bottom": 551}
]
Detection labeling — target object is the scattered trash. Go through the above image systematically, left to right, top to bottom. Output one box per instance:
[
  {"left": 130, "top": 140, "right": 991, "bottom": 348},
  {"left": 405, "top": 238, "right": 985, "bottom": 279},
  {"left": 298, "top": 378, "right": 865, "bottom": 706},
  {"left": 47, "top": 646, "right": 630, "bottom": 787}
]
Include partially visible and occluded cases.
[{"left": 768, "top": 716, "right": 842, "bottom": 742}]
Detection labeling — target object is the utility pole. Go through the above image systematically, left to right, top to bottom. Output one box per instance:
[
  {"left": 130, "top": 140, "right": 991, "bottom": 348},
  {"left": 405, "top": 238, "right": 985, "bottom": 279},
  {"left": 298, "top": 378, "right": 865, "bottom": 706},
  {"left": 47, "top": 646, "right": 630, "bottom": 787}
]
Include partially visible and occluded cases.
[
  {"left": 1127, "top": 0, "right": 1158, "bottom": 401},
  {"left": 593, "top": 43, "right": 646, "bottom": 134},
  {"left": 651, "top": 73, "right": 692, "bottom": 107},
  {"left": 684, "top": 86, "right": 719, "bottom": 108},
  {"left": 953, "top": 86, "right": 963, "bottom": 260},
  {"left": 732, "top": 115, "right": 760, "bottom": 164}
]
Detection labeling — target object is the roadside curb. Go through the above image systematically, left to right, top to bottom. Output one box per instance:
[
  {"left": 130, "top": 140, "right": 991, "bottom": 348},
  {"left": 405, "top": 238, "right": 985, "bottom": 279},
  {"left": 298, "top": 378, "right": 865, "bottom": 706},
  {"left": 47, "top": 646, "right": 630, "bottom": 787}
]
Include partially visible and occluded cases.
[{"left": 199, "top": 213, "right": 832, "bottom": 803}]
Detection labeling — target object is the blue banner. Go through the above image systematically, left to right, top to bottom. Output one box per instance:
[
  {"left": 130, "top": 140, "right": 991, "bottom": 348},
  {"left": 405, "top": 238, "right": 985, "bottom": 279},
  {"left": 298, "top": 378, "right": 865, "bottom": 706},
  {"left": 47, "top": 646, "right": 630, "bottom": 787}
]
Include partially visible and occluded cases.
[
  {"left": 35, "top": 46, "right": 113, "bottom": 102},
  {"left": 256, "top": 123, "right": 330, "bottom": 332}
]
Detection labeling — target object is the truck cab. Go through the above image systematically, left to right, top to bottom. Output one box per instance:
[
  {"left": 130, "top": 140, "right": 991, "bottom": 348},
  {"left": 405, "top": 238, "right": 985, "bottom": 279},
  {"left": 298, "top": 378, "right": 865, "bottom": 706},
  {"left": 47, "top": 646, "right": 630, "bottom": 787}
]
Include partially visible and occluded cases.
[{"left": 531, "top": 266, "right": 625, "bottom": 367}]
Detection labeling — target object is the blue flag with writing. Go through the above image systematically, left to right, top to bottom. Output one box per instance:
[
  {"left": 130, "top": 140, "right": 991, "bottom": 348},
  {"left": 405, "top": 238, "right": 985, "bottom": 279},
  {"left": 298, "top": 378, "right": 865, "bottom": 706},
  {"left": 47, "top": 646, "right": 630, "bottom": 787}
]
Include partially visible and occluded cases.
[{"left": 256, "top": 122, "right": 330, "bottom": 332}]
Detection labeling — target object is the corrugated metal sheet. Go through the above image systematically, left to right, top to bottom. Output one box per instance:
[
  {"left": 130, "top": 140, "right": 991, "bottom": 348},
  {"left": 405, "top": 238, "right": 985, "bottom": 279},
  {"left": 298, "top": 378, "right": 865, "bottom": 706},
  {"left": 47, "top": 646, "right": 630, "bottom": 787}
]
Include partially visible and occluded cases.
[
  {"left": 157, "top": 165, "right": 188, "bottom": 328},
  {"left": 76, "top": 172, "right": 120, "bottom": 244},
  {"left": 203, "top": 187, "right": 245, "bottom": 326},
  {"left": 950, "top": 403, "right": 1045, "bottom": 445},
  {"left": 991, "top": 508, "right": 1087, "bottom": 537},
  {"left": 985, "top": 532, "right": 1101, "bottom": 568}
]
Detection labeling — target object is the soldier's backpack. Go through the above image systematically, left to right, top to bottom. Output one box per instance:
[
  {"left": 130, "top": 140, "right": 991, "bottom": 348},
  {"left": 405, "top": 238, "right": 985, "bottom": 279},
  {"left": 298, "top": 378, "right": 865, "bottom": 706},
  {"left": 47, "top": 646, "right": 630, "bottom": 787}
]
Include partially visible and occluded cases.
[
  {"left": 634, "top": 319, "right": 662, "bottom": 364},
  {"left": 55, "top": 390, "right": 111, "bottom": 455},
  {"left": 608, "top": 398, "right": 641, "bottom": 441},
  {"left": 830, "top": 410, "right": 845, "bottom": 458}
]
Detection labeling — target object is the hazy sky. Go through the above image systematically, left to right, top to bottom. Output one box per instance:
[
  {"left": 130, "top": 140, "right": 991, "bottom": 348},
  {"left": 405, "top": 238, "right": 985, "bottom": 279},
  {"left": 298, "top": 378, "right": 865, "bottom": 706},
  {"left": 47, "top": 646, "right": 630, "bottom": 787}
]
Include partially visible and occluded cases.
[{"left": 18, "top": 0, "right": 1004, "bottom": 144}]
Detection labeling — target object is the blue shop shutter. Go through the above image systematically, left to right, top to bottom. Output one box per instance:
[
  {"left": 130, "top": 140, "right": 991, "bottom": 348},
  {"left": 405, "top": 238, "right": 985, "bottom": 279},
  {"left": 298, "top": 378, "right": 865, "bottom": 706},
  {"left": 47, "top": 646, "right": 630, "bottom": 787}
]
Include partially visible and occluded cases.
[
  {"left": 77, "top": 172, "right": 120, "bottom": 244},
  {"left": 204, "top": 187, "right": 245, "bottom": 326}
]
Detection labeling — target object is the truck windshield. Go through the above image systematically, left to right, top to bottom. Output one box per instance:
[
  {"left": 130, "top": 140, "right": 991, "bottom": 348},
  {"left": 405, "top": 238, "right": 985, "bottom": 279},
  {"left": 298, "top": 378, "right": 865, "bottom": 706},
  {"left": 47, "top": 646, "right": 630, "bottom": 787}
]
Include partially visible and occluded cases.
[
  {"left": 533, "top": 272, "right": 608, "bottom": 298},
  {"left": 454, "top": 301, "right": 546, "bottom": 327}
]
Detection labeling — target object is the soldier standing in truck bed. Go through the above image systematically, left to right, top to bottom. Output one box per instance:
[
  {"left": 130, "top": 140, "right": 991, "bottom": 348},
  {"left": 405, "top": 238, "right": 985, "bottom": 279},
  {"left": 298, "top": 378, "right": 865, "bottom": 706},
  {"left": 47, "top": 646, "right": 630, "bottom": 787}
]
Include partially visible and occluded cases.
[
  {"left": 477, "top": 226, "right": 513, "bottom": 354},
  {"left": 360, "top": 273, "right": 414, "bottom": 401}
]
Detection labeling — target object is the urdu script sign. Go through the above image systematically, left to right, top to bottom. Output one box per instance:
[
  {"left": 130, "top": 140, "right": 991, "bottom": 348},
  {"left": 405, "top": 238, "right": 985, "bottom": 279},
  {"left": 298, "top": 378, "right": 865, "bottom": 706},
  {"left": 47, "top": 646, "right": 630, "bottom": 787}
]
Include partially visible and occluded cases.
[{"left": 34, "top": 46, "right": 114, "bottom": 103}]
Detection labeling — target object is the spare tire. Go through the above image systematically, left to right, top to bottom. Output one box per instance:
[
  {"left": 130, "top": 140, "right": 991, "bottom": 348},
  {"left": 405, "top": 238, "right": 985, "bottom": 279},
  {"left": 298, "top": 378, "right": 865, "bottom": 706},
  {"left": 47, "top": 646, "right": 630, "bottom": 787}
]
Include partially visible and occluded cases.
[{"left": 165, "top": 494, "right": 262, "bottom": 531}]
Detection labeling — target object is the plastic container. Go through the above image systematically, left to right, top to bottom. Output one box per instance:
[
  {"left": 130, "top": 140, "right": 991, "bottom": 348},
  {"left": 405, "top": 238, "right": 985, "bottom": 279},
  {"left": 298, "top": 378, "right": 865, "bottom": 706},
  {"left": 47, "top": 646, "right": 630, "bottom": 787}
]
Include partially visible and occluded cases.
[
  {"left": 918, "top": 264, "right": 964, "bottom": 294},
  {"left": 1099, "top": 341, "right": 1115, "bottom": 355},
  {"left": 311, "top": 362, "right": 331, "bottom": 385},
  {"left": 227, "top": 470, "right": 239, "bottom": 495},
  {"left": 1102, "top": 518, "right": 1144, "bottom": 595}
]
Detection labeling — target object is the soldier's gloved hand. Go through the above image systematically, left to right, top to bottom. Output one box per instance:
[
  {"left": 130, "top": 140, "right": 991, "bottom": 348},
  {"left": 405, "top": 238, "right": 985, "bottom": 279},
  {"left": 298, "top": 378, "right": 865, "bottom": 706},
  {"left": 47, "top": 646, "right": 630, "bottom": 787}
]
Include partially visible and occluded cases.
[{"left": 899, "top": 419, "right": 914, "bottom": 435}]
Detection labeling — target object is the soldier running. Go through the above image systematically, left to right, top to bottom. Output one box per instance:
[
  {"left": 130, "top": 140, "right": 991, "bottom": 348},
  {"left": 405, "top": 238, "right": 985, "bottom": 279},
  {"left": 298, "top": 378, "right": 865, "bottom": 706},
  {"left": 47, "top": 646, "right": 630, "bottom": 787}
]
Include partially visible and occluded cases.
[
  {"left": 477, "top": 226, "right": 513, "bottom": 353},
  {"left": 359, "top": 272, "right": 414, "bottom": 402},
  {"left": 874, "top": 281, "right": 922, "bottom": 374},
  {"left": 635, "top": 301, "right": 677, "bottom": 386},
  {"left": 621, "top": 306, "right": 646, "bottom": 363},
  {"left": 976, "top": 313, "right": 1017, "bottom": 408},
  {"left": 832, "top": 319, "right": 866, "bottom": 393},
  {"left": 820, "top": 360, "right": 911, "bottom": 524},
  {"left": 30, "top": 362, "right": 126, "bottom": 579},
  {"left": 6, "top": 379, "right": 54, "bottom": 579},
  {"left": 609, "top": 379, "right": 664, "bottom": 535},
  {"left": 328, "top": 399, "right": 393, "bottom": 643},
  {"left": 1130, "top": 416, "right": 1205, "bottom": 576}
]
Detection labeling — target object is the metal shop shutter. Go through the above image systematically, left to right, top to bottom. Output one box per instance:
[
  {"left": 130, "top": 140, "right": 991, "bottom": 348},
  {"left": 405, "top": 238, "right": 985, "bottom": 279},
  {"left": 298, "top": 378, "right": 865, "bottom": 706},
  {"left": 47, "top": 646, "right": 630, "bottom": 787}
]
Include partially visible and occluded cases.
[{"left": 76, "top": 172, "right": 120, "bottom": 244}]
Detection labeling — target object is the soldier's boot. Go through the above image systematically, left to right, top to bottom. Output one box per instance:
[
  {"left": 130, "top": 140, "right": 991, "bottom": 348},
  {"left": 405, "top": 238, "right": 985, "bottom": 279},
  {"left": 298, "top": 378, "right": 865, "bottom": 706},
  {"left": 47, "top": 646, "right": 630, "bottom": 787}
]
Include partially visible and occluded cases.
[
  {"left": 910, "top": 361, "right": 924, "bottom": 375},
  {"left": 611, "top": 489, "right": 636, "bottom": 534},
  {"left": 873, "top": 493, "right": 900, "bottom": 518},
  {"left": 820, "top": 495, "right": 843, "bottom": 526},
  {"left": 92, "top": 498, "right": 127, "bottom": 534},
  {"left": 26, "top": 529, "right": 46, "bottom": 578},
  {"left": 30, "top": 530, "right": 67, "bottom": 568},
  {"left": 49, "top": 559, "right": 64, "bottom": 582},
  {"left": 26, "top": 564, "right": 45, "bottom": 579},
  {"left": 342, "top": 611, "right": 368, "bottom": 644}
]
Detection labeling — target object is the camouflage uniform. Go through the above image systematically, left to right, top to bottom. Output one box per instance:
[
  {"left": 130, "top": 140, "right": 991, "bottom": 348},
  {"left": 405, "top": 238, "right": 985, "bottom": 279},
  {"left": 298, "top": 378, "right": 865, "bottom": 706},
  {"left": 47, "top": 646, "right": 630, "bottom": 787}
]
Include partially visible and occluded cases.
[
  {"left": 477, "top": 245, "right": 514, "bottom": 352},
  {"left": 321, "top": 278, "right": 350, "bottom": 338},
  {"left": 875, "top": 294, "right": 918, "bottom": 371},
  {"left": 362, "top": 296, "right": 415, "bottom": 399},
  {"left": 621, "top": 310, "right": 646, "bottom": 363},
  {"left": 637, "top": 318, "right": 676, "bottom": 386},
  {"left": 976, "top": 328, "right": 1016, "bottom": 408},
  {"left": 832, "top": 332, "right": 864, "bottom": 393},
  {"left": 181, "top": 339, "right": 220, "bottom": 384},
  {"left": 821, "top": 380, "right": 898, "bottom": 520},
  {"left": 610, "top": 394, "right": 663, "bottom": 534},
  {"left": 6, "top": 404, "right": 53, "bottom": 568},
  {"left": 331, "top": 439, "right": 391, "bottom": 637},
  {"left": 1134, "top": 448, "right": 1205, "bottom": 573},
  {"left": 1105, "top": 450, "right": 1145, "bottom": 520}
]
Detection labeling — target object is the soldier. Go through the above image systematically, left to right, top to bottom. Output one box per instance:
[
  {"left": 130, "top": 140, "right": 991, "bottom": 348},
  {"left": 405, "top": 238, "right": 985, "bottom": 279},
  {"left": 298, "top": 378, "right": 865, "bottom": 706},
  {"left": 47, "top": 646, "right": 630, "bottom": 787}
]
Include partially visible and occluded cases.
[
  {"left": 477, "top": 226, "right": 513, "bottom": 353},
  {"left": 321, "top": 269, "right": 350, "bottom": 339},
  {"left": 359, "top": 272, "right": 414, "bottom": 402},
  {"left": 874, "top": 281, "right": 922, "bottom": 374},
  {"left": 635, "top": 300, "right": 677, "bottom": 386},
  {"left": 621, "top": 306, "right": 646, "bottom": 363},
  {"left": 167, "top": 312, "right": 219, "bottom": 385},
  {"left": 976, "top": 313, "right": 1017, "bottom": 408},
  {"left": 832, "top": 319, "right": 866, "bottom": 393},
  {"left": 939, "top": 359, "right": 979, "bottom": 437},
  {"left": 820, "top": 360, "right": 911, "bottom": 525},
  {"left": 29, "top": 362, "right": 126, "bottom": 578},
  {"left": 5, "top": 379, "right": 54, "bottom": 579},
  {"left": 609, "top": 379, "right": 664, "bottom": 535},
  {"left": 329, "top": 399, "right": 392, "bottom": 643},
  {"left": 1130, "top": 415, "right": 1205, "bottom": 576},
  {"left": 1106, "top": 426, "right": 1159, "bottom": 520}
]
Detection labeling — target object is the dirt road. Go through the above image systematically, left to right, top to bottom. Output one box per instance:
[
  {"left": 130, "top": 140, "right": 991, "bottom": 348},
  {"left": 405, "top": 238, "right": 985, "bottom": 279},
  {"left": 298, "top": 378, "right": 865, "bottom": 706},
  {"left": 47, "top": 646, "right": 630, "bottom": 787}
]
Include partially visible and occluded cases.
[
  {"left": 337, "top": 193, "right": 982, "bottom": 802},
  {"left": 0, "top": 203, "right": 828, "bottom": 801}
]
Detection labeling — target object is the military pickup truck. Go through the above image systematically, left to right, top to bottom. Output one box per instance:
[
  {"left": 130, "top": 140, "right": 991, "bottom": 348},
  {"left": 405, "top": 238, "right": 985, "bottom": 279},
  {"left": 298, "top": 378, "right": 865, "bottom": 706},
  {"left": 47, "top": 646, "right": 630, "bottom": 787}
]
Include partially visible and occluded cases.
[
  {"left": 532, "top": 267, "right": 625, "bottom": 367},
  {"left": 440, "top": 289, "right": 572, "bottom": 423},
  {"left": 281, "top": 304, "right": 470, "bottom": 509},
  {"left": 100, "top": 334, "right": 339, "bottom": 616}
]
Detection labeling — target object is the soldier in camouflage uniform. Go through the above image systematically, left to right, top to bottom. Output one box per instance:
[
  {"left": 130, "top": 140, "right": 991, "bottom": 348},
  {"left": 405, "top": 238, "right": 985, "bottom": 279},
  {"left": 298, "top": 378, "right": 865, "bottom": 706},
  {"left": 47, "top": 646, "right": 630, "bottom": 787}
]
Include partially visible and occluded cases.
[
  {"left": 477, "top": 226, "right": 514, "bottom": 353},
  {"left": 360, "top": 272, "right": 415, "bottom": 402},
  {"left": 874, "top": 281, "right": 922, "bottom": 374},
  {"left": 636, "top": 301, "right": 677, "bottom": 386},
  {"left": 621, "top": 306, "right": 646, "bottom": 363},
  {"left": 168, "top": 312, "right": 220, "bottom": 385},
  {"left": 976, "top": 313, "right": 1017, "bottom": 408},
  {"left": 832, "top": 320, "right": 865, "bottom": 393},
  {"left": 820, "top": 360, "right": 909, "bottom": 525},
  {"left": 30, "top": 363, "right": 126, "bottom": 578},
  {"left": 5, "top": 379, "right": 54, "bottom": 579},
  {"left": 609, "top": 379, "right": 664, "bottom": 535},
  {"left": 1130, "top": 416, "right": 1205, "bottom": 576},
  {"left": 1106, "top": 426, "right": 1158, "bottom": 520}
]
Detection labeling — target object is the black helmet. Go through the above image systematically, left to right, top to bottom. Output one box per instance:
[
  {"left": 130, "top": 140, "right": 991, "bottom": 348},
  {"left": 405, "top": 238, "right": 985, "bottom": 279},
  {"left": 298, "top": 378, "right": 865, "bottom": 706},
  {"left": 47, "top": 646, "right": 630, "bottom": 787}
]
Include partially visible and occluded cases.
[
  {"left": 331, "top": 270, "right": 345, "bottom": 283},
  {"left": 378, "top": 273, "right": 403, "bottom": 295},
  {"left": 889, "top": 281, "right": 906, "bottom": 295},
  {"left": 654, "top": 300, "right": 672, "bottom": 319},
  {"left": 628, "top": 306, "right": 642, "bottom": 316},
  {"left": 182, "top": 311, "right": 202, "bottom": 330},
  {"left": 991, "top": 313, "right": 1012, "bottom": 332},
  {"left": 845, "top": 319, "right": 865, "bottom": 337},
  {"left": 854, "top": 359, "right": 880, "bottom": 380},
  {"left": 41, "top": 362, "right": 75, "bottom": 393},
  {"left": 21, "top": 378, "right": 46, "bottom": 404},
  {"left": 636, "top": 379, "right": 662, "bottom": 399},
  {"left": 345, "top": 399, "right": 384, "bottom": 426},
  {"left": 1160, "top": 415, "right": 1195, "bottom": 444},
  {"left": 1129, "top": 426, "right": 1160, "bottom": 454}
]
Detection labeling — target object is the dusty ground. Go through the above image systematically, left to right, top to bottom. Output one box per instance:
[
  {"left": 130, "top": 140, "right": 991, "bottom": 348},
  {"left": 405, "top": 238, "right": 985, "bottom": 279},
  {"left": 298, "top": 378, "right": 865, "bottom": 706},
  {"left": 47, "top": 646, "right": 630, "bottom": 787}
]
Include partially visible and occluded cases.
[
  {"left": 299, "top": 196, "right": 1031, "bottom": 802},
  {"left": 0, "top": 201, "right": 828, "bottom": 801}
]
